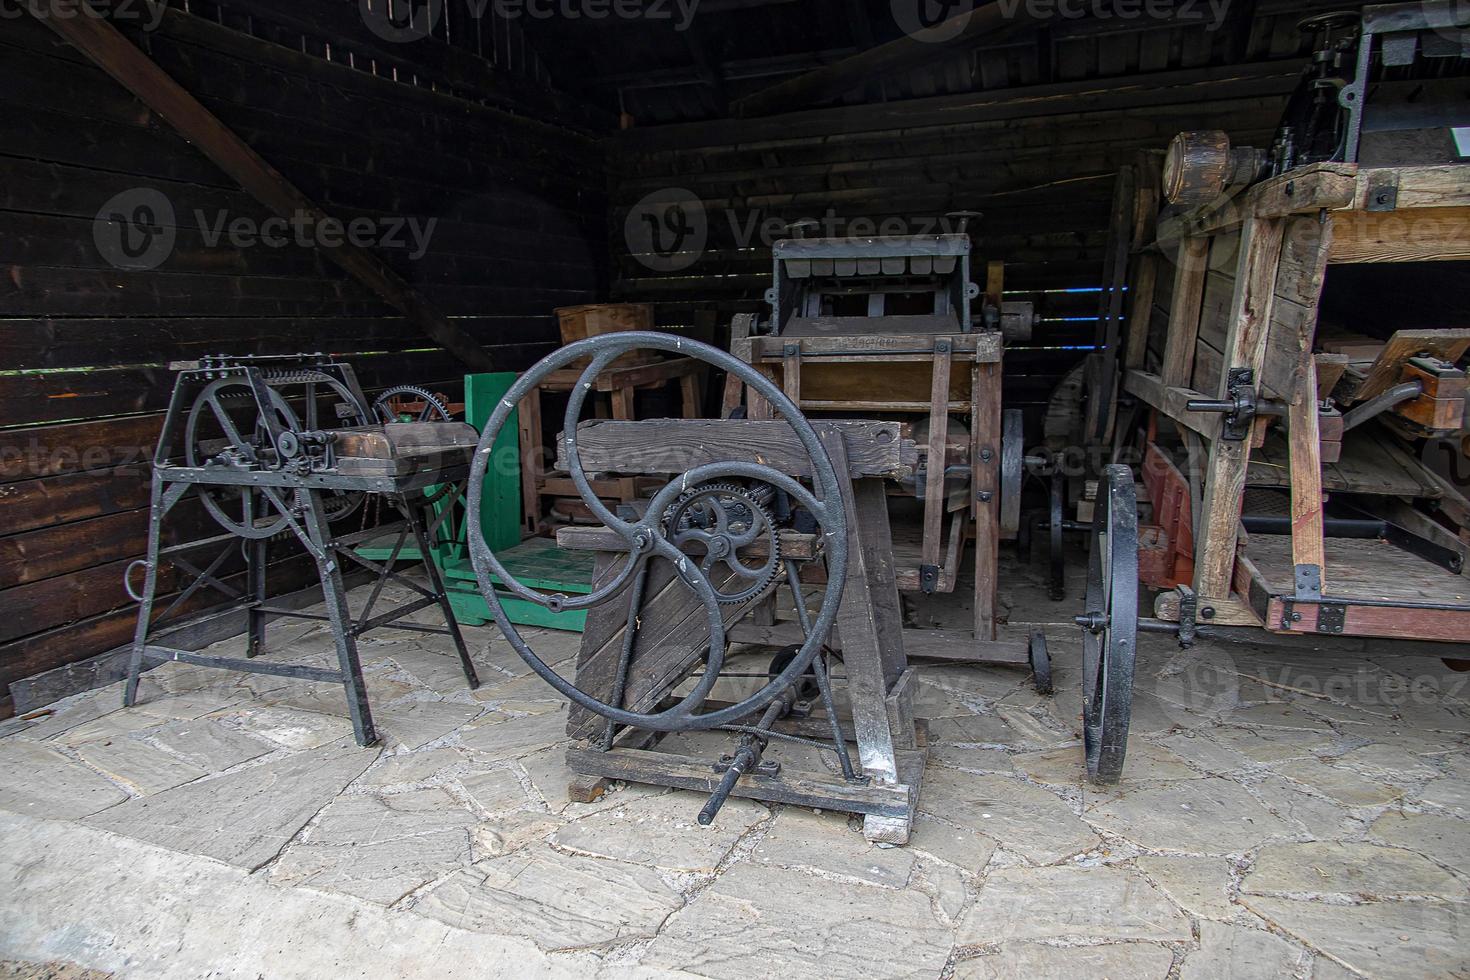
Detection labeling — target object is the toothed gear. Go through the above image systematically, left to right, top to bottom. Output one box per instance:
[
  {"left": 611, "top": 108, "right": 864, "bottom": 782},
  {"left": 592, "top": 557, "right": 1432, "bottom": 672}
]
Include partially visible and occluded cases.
[
  {"left": 373, "top": 384, "right": 452, "bottom": 423},
  {"left": 663, "top": 482, "right": 782, "bottom": 605}
]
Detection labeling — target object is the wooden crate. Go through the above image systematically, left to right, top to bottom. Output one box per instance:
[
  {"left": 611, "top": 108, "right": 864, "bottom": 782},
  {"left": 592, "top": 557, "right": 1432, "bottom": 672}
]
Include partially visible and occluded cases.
[{"left": 555, "top": 303, "right": 653, "bottom": 343}]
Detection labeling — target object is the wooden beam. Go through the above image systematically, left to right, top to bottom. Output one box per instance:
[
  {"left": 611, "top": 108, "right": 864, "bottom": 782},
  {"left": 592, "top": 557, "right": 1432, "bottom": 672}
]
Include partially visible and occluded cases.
[
  {"left": 30, "top": 2, "right": 496, "bottom": 373},
  {"left": 731, "top": 4, "right": 1065, "bottom": 117},
  {"left": 1193, "top": 216, "right": 1286, "bottom": 599},
  {"left": 1160, "top": 237, "right": 1211, "bottom": 388}
]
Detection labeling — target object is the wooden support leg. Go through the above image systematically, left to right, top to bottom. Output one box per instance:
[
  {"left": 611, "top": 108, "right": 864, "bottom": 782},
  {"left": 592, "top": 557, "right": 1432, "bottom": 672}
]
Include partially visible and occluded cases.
[
  {"left": 1280, "top": 212, "right": 1334, "bottom": 596},
  {"left": 1194, "top": 217, "right": 1287, "bottom": 599},
  {"left": 1160, "top": 236, "right": 1210, "bottom": 389},
  {"left": 723, "top": 313, "right": 755, "bottom": 419},
  {"left": 920, "top": 341, "right": 953, "bottom": 588},
  {"left": 781, "top": 344, "right": 802, "bottom": 405},
  {"left": 1288, "top": 359, "right": 1327, "bottom": 596},
  {"left": 971, "top": 361, "right": 1001, "bottom": 640},
  {"left": 679, "top": 372, "right": 703, "bottom": 419},
  {"left": 611, "top": 384, "right": 638, "bottom": 503},
  {"left": 821, "top": 431, "right": 907, "bottom": 784}
]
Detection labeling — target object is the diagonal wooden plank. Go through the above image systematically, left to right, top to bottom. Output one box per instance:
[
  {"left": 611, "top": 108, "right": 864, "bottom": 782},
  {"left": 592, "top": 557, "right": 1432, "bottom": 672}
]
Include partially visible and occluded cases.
[{"left": 27, "top": 1, "right": 495, "bottom": 372}]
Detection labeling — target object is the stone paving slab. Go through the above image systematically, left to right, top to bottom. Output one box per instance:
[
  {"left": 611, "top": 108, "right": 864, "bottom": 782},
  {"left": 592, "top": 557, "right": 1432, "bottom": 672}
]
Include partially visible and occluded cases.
[
  {"left": 374, "top": 700, "right": 484, "bottom": 751},
  {"left": 212, "top": 705, "right": 356, "bottom": 751},
  {"left": 458, "top": 710, "right": 569, "bottom": 760},
  {"left": 143, "top": 720, "right": 273, "bottom": 772},
  {"left": 1014, "top": 738, "right": 1197, "bottom": 786},
  {"left": 74, "top": 739, "right": 208, "bottom": 797},
  {"left": 0, "top": 741, "right": 128, "bottom": 820},
  {"left": 84, "top": 744, "right": 377, "bottom": 870},
  {"left": 1270, "top": 757, "right": 1402, "bottom": 807},
  {"left": 919, "top": 768, "right": 1100, "bottom": 864},
  {"left": 1084, "top": 777, "right": 1296, "bottom": 854},
  {"left": 270, "top": 789, "right": 476, "bottom": 905},
  {"left": 553, "top": 791, "right": 766, "bottom": 873},
  {"left": 749, "top": 806, "right": 915, "bottom": 886},
  {"left": 1370, "top": 809, "right": 1470, "bottom": 875},
  {"left": 0, "top": 811, "right": 600, "bottom": 980},
  {"left": 905, "top": 815, "right": 997, "bottom": 873},
  {"left": 1244, "top": 842, "right": 1466, "bottom": 901},
  {"left": 415, "top": 845, "right": 685, "bottom": 950},
  {"left": 1134, "top": 855, "right": 1236, "bottom": 920},
  {"left": 643, "top": 863, "right": 952, "bottom": 980},
  {"left": 958, "top": 865, "right": 1192, "bottom": 944},
  {"left": 1241, "top": 895, "right": 1469, "bottom": 980},
  {"left": 1178, "top": 921, "right": 1305, "bottom": 980},
  {"left": 954, "top": 942, "right": 1175, "bottom": 979}
]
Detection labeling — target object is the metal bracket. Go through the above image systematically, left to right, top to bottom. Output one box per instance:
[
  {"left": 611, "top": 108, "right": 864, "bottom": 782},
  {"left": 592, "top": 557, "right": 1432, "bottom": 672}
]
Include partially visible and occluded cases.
[
  {"left": 1364, "top": 172, "right": 1399, "bottom": 211},
  {"left": 1186, "top": 367, "right": 1263, "bottom": 441},
  {"left": 918, "top": 563, "right": 940, "bottom": 594},
  {"left": 1294, "top": 563, "right": 1323, "bottom": 600},
  {"left": 1175, "top": 585, "right": 1197, "bottom": 649},
  {"left": 1316, "top": 603, "right": 1347, "bottom": 634},
  {"left": 713, "top": 756, "right": 780, "bottom": 777}
]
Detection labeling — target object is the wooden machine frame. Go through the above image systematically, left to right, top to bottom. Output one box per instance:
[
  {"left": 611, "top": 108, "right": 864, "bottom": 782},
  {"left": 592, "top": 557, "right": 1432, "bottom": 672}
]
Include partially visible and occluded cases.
[
  {"left": 1112, "top": 155, "right": 1470, "bottom": 644},
  {"left": 725, "top": 231, "right": 1037, "bottom": 665},
  {"left": 552, "top": 419, "right": 932, "bottom": 843}
]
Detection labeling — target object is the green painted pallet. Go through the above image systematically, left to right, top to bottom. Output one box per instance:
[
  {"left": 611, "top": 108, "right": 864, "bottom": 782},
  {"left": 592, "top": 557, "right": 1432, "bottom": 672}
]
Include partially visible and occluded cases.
[
  {"left": 356, "top": 372, "right": 591, "bottom": 632},
  {"left": 441, "top": 536, "right": 594, "bottom": 630}
]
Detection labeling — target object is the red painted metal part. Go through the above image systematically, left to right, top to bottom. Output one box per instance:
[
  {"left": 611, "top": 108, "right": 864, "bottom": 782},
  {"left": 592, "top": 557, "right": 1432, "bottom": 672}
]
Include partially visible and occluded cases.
[{"left": 1137, "top": 442, "right": 1194, "bottom": 589}]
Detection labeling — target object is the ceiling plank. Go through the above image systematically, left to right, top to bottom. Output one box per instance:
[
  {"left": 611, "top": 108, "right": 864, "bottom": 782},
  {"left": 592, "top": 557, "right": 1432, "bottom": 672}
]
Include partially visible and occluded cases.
[{"left": 731, "top": 3, "right": 1067, "bottom": 117}]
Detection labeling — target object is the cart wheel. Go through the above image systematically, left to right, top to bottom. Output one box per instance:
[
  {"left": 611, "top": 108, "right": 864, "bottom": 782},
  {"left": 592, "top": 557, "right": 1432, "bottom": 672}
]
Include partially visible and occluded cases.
[
  {"left": 1000, "top": 409, "right": 1024, "bottom": 534},
  {"left": 1076, "top": 464, "right": 1138, "bottom": 784},
  {"left": 1048, "top": 469, "right": 1066, "bottom": 600},
  {"left": 1029, "top": 631, "right": 1053, "bottom": 695}
]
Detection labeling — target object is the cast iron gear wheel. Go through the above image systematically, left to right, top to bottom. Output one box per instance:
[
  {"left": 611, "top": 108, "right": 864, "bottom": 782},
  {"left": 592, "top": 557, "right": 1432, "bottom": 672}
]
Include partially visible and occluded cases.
[
  {"left": 373, "top": 384, "right": 452, "bottom": 423},
  {"left": 663, "top": 481, "right": 782, "bottom": 605}
]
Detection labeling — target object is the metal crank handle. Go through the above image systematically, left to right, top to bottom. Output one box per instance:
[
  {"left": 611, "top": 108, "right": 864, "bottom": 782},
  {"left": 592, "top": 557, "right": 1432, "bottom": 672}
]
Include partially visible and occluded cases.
[{"left": 699, "top": 748, "right": 755, "bottom": 826}]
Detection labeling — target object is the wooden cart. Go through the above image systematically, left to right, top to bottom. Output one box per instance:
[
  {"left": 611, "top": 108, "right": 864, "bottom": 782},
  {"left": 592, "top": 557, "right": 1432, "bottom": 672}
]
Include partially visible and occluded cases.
[{"left": 1110, "top": 154, "right": 1470, "bottom": 631}]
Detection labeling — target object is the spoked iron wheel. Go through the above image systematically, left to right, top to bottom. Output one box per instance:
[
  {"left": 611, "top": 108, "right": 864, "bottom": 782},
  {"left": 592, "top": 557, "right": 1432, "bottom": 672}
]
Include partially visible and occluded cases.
[
  {"left": 185, "top": 379, "right": 301, "bottom": 539},
  {"left": 373, "top": 384, "right": 452, "bottom": 423},
  {"left": 1076, "top": 463, "right": 1138, "bottom": 784},
  {"left": 1048, "top": 468, "right": 1066, "bottom": 600},
  {"left": 1028, "top": 631, "right": 1053, "bottom": 696}
]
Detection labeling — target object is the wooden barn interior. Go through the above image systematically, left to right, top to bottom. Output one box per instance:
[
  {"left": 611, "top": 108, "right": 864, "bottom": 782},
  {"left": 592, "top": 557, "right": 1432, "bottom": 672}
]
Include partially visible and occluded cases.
[
  {"left": 3, "top": 0, "right": 1468, "bottom": 741},
  {"left": 10, "top": 3, "right": 1470, "bottom": 973}
]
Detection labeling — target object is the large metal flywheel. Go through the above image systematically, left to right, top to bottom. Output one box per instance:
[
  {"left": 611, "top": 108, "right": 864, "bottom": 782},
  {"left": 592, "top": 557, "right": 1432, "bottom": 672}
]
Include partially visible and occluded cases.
[{"left": 465, "top": 332, "right": 850, "bottom": 733}]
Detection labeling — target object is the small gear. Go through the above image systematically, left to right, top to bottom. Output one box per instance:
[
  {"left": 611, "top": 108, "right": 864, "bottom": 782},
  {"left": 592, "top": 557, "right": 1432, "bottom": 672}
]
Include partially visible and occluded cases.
[
  {"left": 373, "top": 384, "right": 452, "bottom": 423},
  {"left": 663, "top": 482, "right": 782, "bottom": 605}
]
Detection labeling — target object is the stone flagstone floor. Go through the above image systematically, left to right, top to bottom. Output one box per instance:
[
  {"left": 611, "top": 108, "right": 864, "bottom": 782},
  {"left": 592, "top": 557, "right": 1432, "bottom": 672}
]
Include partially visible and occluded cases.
[{"left": 1, "top": 557, "right": 1468, "bottom": 979}]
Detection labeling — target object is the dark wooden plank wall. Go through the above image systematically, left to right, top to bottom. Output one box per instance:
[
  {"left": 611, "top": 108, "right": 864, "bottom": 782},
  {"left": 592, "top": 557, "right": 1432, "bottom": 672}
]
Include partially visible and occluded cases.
[
  {"left": 0, "top": 10, "right": 608, "bottom": 716},
  {"left": 605, "top": 61, "right": 1305, "bottom": 409}
]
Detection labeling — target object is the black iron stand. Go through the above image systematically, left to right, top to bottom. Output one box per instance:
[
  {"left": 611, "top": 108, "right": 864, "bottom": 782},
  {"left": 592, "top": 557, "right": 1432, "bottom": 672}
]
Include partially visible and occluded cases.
[{"left": 124, "top": 475, "right": 478, "bottom": 747}]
